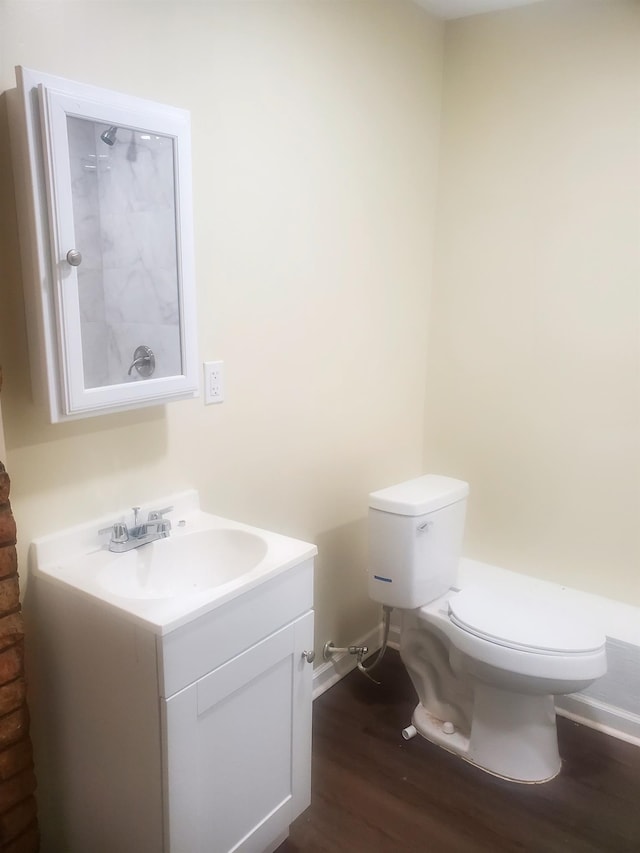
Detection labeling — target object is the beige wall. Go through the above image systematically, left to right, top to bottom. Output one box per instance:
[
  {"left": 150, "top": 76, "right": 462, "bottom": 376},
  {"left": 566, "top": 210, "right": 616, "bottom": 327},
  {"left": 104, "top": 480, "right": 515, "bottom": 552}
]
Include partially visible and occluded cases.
[
  {"left": 2, "top": 0, "right": 636, "bottom": 651},
  {"left": 425, "top": 0, "right": 640, "bottom": 605},
  {"left": 0, "top": 1, "right": 444, "bottom": 650}
]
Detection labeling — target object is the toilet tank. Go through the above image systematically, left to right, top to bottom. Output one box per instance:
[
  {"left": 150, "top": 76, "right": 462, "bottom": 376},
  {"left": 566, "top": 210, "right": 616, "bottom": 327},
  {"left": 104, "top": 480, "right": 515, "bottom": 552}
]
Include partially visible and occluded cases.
[{"left": 368, "top": 475, "right": 469, "bottom": 609}]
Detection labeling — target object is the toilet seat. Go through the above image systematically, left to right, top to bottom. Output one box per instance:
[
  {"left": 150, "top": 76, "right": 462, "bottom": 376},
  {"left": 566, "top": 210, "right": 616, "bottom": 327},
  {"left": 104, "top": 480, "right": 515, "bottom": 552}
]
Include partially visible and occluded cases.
[
  {"left": 448, "top": 586, "right": 605, "bottom": 655},
  {"left": 415, "top": 587, "right": 607, "bottom": 693},
  {"left": 417, "top": 587, "right": 607, "bottom": 684}
]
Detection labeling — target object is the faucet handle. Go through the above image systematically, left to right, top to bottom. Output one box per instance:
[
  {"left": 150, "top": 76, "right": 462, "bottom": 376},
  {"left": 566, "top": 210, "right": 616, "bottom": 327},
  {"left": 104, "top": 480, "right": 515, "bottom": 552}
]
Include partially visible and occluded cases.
[
  {"left": 147, "top": 506, "right": 173, "bottom": 521},
  {"left": 147, "top": 506, "right": 173, "bottom": 534},
  {"left": 98, "top": 522, "right": 129, "bottom": 543},
  {"left": 112, "top": 522, "right": 129, "bottom": 543}
]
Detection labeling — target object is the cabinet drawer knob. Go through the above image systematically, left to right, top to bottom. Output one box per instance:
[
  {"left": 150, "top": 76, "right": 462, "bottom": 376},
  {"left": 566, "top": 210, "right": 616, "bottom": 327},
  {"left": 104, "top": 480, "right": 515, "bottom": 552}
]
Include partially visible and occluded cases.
[
  {"left": 66, "top": 249, "right": 82, "bottom": 266},
  {"left": 302, "top": 649, "right": 315, "bottom": 664}
]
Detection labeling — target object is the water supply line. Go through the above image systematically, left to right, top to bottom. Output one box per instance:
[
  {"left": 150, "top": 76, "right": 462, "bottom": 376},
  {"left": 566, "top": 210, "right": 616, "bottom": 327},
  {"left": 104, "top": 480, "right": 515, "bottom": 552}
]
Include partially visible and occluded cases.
[{"left": 323, "top": 605, "right": 393, "bottom": 684}]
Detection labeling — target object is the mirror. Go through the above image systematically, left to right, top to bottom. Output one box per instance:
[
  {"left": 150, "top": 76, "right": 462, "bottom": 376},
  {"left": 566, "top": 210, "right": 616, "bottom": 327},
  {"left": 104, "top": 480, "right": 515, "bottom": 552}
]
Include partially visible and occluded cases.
[
  {"left": 9, "top": 67, "right": 199, "bottom": 422},
  {"left": 67, "top": 117, "right": 182, "bottom": 389}
]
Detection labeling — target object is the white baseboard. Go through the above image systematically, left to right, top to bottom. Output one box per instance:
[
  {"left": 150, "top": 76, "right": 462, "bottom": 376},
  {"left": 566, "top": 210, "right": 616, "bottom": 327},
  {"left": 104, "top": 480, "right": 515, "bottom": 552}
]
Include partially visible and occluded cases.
[{"left": 556, "top": 694, "right": 640, "bottom": 747}]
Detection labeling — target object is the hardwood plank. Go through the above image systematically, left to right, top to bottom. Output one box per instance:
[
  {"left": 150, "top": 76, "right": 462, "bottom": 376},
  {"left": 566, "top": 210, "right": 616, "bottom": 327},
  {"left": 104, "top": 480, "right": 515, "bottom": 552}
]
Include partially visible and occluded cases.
[{"left": 280, "top": 651, "right": 640, "bottom": 852}]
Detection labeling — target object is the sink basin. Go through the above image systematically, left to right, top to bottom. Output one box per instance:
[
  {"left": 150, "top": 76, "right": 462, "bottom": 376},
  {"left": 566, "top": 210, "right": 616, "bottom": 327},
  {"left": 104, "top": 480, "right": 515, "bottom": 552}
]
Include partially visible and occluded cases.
[
  {"left": 29, "top": 491, "right": 317, "bottom": 634},
  {"left": 97, "top": 529, "right": 269, "bottom": 600}
]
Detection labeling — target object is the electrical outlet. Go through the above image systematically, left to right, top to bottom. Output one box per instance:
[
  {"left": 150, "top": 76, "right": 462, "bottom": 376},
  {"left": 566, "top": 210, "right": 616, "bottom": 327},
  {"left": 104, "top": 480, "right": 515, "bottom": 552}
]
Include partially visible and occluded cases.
[{"left": 203, "top": 361, "right": 224, "bottom": 404}]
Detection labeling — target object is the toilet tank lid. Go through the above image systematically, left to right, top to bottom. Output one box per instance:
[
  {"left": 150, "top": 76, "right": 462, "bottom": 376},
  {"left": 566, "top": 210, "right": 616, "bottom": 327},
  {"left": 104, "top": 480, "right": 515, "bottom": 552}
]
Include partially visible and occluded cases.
[{"left": 369, "top": 475, "right": 469, "bottom": 516}]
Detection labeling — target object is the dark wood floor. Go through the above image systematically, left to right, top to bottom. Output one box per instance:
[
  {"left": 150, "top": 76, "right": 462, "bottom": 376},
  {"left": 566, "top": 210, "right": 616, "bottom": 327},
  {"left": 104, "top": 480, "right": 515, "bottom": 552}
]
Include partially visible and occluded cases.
[{"left": 281, "top": 650, "right": 640, "bottom": 852}]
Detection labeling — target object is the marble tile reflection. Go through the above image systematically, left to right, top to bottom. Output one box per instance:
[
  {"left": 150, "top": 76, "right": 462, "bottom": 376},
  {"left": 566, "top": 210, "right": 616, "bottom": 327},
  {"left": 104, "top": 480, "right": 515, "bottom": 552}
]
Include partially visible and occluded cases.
[
  {"left": 67, "top": 117, "right": 183, "bottom": 391},
  {"left": 67, "top": 117, "right": 102, "bottom": 271},
  {"left": 97, "top": 128, "right": 176, "bottom": 214},
  {"left": 101, "top": 211, "right": 178, "bottom": 271},
  {"left": 103, "top": 266, "right": 180, "bottom": 326},
  {"left": 77, "top": 270, "right": 105, "bottom": 324},
  {"left": 81, "top": 322, "right": 110, "bottom": 389}
]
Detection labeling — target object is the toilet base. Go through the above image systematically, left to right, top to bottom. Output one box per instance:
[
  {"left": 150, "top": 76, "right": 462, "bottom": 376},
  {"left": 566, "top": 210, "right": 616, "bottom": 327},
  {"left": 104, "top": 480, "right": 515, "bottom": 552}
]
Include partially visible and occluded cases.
[{"left": 411, "top": 684, "right": 561, "bottom": 784}]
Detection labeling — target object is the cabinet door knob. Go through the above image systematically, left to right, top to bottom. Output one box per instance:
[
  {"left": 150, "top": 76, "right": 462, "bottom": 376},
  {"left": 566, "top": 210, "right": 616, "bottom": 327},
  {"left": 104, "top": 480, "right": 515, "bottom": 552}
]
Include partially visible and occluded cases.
[
  {"left": 66, "top": 249, "right": 82, "bottom": 266},
  {"left": 302, "top": 650, "right": 315, "bottom": 664}
]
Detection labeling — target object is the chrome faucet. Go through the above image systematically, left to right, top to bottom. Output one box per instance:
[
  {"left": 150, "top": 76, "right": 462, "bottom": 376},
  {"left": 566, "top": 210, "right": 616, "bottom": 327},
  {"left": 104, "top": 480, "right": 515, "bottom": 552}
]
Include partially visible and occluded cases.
[{"left": 99, "top": 506, "right": 173, "bottom": 553}]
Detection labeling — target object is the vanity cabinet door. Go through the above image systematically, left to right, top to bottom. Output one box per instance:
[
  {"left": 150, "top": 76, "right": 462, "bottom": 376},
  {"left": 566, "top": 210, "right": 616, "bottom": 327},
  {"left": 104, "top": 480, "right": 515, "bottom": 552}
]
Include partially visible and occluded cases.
[{"left": 163, "top": 610, "right": 314, "bottom": 853}]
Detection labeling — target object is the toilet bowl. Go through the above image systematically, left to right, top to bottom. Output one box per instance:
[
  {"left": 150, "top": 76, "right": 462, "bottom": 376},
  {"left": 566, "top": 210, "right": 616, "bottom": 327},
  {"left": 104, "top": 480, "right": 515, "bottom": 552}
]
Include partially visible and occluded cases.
[{"left": 368, "top": 475, "right": 607, "bottom": 783}]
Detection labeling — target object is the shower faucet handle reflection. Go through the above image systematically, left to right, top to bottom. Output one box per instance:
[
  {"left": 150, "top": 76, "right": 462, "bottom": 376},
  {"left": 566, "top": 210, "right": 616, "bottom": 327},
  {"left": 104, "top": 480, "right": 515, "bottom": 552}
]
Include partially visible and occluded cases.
[
  {"left": 127, "top": 345, "right": 156, "bottom": 377},
  {"left": 127, "top": 356, "right": 147, "bottom": 375}
]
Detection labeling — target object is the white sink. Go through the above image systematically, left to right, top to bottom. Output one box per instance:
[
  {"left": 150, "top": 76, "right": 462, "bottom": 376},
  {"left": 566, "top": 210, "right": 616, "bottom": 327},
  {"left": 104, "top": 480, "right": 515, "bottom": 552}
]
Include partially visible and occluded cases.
[
  {"left": 30, "top": 490, "right": 317, "bottom": 634},
  {"left": 98, "top": 529, "right": 269, "bottom": 600}
]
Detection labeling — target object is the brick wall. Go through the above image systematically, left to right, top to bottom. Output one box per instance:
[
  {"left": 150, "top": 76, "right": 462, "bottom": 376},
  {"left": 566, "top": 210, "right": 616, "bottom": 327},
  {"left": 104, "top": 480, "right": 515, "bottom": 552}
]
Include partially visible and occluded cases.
[{"left": 0, "top": 454, "right": 38, "bottom": 852}]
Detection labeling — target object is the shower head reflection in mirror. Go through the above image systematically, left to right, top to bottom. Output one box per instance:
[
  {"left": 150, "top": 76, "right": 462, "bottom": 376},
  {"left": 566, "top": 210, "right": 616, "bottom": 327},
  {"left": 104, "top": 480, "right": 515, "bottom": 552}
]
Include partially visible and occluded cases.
[{"left": 100, "top": 125, "right": 118, "bottom": 145}]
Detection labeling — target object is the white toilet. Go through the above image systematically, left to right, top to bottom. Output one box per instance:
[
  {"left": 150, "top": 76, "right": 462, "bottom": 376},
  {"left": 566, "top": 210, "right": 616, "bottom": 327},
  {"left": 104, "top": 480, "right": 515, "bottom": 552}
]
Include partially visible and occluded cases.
[{"left": 368, "top": 474, "right": 607, "bottom": 784}]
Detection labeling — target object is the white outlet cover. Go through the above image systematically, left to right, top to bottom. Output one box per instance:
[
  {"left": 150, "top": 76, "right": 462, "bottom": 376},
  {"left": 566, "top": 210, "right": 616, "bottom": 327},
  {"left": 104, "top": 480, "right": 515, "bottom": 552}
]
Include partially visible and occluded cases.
[{"left": 203, "top": 361, "right": 224, "bottom": 405}]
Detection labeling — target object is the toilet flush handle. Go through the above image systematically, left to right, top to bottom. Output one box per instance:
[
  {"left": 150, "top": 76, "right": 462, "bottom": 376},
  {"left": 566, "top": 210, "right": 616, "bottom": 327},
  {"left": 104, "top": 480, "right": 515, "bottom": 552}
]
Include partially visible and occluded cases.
[{"left": 417, "top": 521, "right": 432, "bottom": 534}]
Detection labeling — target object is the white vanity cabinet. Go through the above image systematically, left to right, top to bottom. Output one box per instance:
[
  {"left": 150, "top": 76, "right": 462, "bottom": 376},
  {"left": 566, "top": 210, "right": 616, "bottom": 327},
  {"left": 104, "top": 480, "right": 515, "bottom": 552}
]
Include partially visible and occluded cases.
[{"left": 26, "top": 556, "right": 314, "bottom": 853}]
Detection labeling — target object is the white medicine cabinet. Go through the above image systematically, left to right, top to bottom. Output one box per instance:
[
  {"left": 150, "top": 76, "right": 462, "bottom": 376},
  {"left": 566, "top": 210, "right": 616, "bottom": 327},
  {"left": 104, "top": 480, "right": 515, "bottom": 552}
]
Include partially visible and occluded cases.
[{"left": 9, "top": 67, "right": 199, "bottom": 422}]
